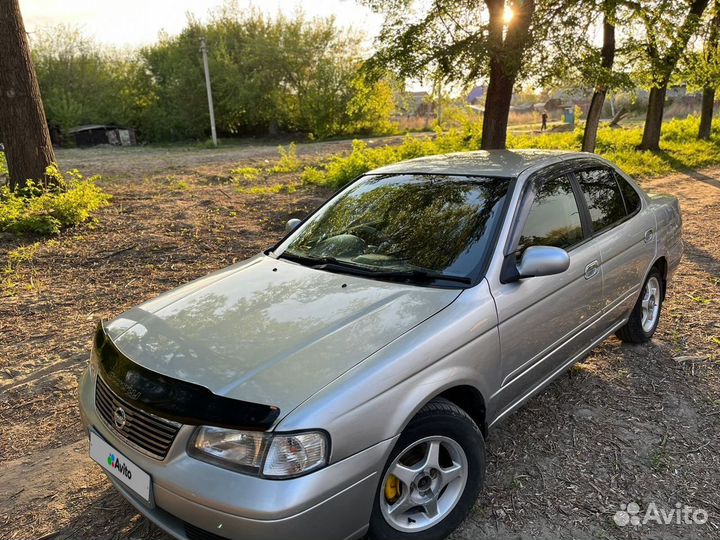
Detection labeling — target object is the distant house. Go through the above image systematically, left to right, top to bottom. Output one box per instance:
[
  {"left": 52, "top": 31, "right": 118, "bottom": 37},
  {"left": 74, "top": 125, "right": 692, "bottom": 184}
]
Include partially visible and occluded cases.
[
  {"left": 467, "top": 85, "right": 486, "bottom": 105},
  {"left": 406, "top": 91, "right": 433, "bottom": 116},
  {"left": 68, "top": 125, "right": 136, "bottom": 147}
]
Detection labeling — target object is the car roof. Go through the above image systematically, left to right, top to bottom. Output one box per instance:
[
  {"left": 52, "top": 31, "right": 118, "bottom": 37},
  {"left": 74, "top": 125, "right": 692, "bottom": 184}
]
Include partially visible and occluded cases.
[{"left": 367, "top": 149, "right": 594, "bottom": 178}]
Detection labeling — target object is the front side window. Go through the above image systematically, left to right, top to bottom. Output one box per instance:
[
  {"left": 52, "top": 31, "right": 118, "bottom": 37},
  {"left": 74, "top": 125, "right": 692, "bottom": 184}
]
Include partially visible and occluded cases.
[
  {"left": 576, "top": 168, "right": 627, "bottom": 233},
  {"left": 278, "top": 174, "right": 510, "bottom": 281},
  {"left": 517, "top": 174, "right": 584, "bottom": 253}
]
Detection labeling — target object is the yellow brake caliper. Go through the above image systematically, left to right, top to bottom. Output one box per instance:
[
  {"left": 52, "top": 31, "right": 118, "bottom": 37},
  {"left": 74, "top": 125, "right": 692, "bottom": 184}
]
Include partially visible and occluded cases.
[{"left": 385, "top": 474, "right": 401, "bottom": 503}]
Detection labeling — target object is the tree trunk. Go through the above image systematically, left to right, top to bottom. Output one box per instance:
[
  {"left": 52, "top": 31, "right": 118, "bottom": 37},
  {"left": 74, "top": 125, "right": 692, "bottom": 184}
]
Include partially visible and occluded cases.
[
  {"left": 0, "top": 0, "right": 56, "bottom": 190},
  {"left": 480, "top": 0, "right": 535, "bottom": 150},
  {"left": 636, "top": 0, "right": 709, "bottom": 151},
  {"left": 698, "top": 3, "right": 720, "bottom": 140},
  {"left": 581, "top": 8, "right": 615, "bottom": 153},
  {"left": 481, "top": 60, "right": 515, "bottom": 150},
  {"left": 638, "top": 83, "right": 668, "bottom": 151},
  {"left": 699, "top": 87, "right": 715, "bottom": 140},
  {"left": 582, "top": 90, "right": 607, "bottom": 152}
]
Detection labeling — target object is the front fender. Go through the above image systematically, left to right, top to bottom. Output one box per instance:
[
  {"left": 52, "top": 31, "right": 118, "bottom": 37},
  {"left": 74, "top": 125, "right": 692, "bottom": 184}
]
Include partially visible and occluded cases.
[{"left": 276, "top": 280, "right": 501, "bottom": 463}]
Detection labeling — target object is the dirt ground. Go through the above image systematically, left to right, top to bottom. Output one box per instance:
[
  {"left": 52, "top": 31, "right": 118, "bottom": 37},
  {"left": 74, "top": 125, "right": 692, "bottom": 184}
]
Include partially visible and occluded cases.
[{"left": 0, "top": 143, "right": 718, "bottom": 540}]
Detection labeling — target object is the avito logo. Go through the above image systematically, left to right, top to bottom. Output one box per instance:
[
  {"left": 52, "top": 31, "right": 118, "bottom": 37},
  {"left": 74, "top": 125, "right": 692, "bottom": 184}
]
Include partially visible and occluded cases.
[{"left": 107, "top": 453, "right": 133, "bottom": 480}]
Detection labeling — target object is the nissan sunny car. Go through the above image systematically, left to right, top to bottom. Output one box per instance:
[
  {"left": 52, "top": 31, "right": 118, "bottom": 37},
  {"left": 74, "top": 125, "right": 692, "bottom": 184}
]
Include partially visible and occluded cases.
[{"left": 78, "top": 149, "right": 683, "bottom": 540}]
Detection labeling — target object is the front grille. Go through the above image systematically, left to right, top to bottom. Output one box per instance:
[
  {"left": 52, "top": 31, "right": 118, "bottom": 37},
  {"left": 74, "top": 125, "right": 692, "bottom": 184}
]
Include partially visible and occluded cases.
[
  {"left": 95, "top": 376, "right": 180, "bottom": 459},
  {"left": 184, "top": 522, "right": 230, "bottom": 540}
]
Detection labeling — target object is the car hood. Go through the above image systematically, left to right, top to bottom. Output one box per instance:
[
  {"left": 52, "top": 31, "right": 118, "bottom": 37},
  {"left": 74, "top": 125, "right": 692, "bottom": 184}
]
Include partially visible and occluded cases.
[{"left": 104, "top": 255, "right": 461, "bottom": 416}]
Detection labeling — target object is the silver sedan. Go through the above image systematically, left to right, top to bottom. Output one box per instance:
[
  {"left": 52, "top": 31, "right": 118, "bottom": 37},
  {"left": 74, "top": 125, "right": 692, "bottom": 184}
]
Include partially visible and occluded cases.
[{"left": 78, "top": 150, "right": 683, "bottom": 540}]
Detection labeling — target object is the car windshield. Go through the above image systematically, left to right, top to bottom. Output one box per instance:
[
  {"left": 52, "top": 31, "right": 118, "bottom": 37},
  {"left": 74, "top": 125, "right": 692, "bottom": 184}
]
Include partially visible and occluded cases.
[{"left": 277, "top": 173, "right": 510, "bottom": 283}]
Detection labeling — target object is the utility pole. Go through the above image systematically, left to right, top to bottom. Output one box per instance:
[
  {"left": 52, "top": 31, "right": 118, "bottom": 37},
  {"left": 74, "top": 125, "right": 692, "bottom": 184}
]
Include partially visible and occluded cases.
[{"left": 200, "top": 38, "right": 217, "bottom": 147}]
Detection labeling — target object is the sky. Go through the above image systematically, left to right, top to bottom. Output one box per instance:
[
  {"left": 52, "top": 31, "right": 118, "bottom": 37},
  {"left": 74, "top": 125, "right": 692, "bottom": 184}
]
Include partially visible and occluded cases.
[{"left": 19, "top": 0, "right": 384, "bottom": 49}]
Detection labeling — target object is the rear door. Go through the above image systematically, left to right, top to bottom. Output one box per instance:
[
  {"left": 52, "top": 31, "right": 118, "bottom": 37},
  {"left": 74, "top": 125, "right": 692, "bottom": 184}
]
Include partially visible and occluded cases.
[
  {"left": 573, "top": 166, "right": 656, "bottom": 326},
  {"left": 490, "top": 168, "right": 603, "bottom": 414}
]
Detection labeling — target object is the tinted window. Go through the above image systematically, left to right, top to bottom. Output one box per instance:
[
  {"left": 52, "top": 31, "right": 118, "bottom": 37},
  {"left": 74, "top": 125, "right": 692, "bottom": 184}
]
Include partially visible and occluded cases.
[
  {"left": 577, "top": 168, "right": 627, "bottom": 232},
  {"left": 616, "top": 173, "right": 641, "bottom": 214},
  {"left": 281, "top": 174, "right": 509, "bottom": 278},
  {"left": 517, "top": 175, "right": 584, "bottom": 253}
]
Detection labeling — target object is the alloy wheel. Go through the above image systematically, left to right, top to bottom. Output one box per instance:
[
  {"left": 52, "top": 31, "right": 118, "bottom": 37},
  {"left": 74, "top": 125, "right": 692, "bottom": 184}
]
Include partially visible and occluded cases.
[
  {"left": 641, "top": 276, "right": 661, "bottom": 333},
  {"left": 379, "top": 436, "right": 468, "bottom": 533}
]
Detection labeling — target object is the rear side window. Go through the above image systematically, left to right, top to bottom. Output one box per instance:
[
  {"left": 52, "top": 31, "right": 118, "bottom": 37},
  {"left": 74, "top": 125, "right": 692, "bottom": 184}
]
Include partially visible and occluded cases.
[
  {"left": 576, "top": 168, "right": 627, "bottom": 233},
  {"left": 517, "top": 174, "right": 584, "bottom": 253},
  {"left": 616, "top": 174, "right": 641, "bottom": 214}
]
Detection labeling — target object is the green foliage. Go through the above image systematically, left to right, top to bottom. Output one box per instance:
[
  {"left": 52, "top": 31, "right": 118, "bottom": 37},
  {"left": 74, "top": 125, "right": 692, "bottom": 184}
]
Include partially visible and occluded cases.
[
  {"left": 628, "top": 0, "right": 710, "bottom": 88},
  {"left": 31, "top": 8, "right": 397, "bottom": 142},
  {"left": 31, "top": 26, "right": 140, "bottom": 133},
  {"left": 302, "top": 117, "right": 720, "bottom": 188},
  {"left": 302, "top": 135, "right": 459, "bottom": 188},
  {"left": 269, "top": 143, "right": 302, "bottom": 174},
  {"left": 0, "top": 152, "right": 7, "bottom": 177},
  {"left": 0, "top": 165, "right": 111, "bottom": 234},
  {"left": 231, "top": 167, "right": 262, "bottom": 181},
  {"left": 7, "top": 242, "right": 41, "bottom": 266}
]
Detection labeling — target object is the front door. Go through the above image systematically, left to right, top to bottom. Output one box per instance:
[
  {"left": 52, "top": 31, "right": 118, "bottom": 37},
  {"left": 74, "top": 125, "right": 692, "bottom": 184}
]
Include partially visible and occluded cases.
[{"left": 490, "top": 172, "right": 603, "bottom": 416}]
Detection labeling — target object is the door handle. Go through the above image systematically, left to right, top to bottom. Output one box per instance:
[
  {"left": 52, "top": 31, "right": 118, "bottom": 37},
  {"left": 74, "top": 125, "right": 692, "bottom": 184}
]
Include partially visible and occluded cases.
[
  {"left": 644, "top": 229, "right": 654, "bottom": 243},
  {"left": 584, "top": 260, "right": 600, "bottom": 280}
]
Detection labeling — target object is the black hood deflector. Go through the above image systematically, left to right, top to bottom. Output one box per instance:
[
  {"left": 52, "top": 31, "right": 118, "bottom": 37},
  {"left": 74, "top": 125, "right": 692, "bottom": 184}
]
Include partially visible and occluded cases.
[{"left": 93, "top": 321, "right": 280, "bottom": 430}]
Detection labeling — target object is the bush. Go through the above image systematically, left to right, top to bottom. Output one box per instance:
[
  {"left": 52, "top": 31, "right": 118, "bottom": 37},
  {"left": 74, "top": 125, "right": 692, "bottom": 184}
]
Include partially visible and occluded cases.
[
  {"left": 300, "top": 117, "right": 720, "bottom": 188},
  {"left": 269, "top": 143, "right": 302, "bottom": 174},
  {"left": 0, "top": 151, "right": 7, "bottom": 177},
  {"left": 0, "top": 165, "right": 111, "bottom": 234},
  {"left": 231, "top": 166, "right": 261, "bottom": 182}
]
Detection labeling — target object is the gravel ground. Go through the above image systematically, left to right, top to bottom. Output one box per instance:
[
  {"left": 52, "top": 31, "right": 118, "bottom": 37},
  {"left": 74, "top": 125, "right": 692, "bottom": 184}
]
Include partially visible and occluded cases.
[{"left": 0, "top": 147, "right": 718, "bottom": 540}]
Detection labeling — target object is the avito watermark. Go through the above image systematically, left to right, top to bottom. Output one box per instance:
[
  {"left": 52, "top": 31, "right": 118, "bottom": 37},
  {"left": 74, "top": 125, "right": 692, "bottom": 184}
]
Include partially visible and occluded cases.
[{"left": 614, "top": 501, "right": 709, "bottom": 527}]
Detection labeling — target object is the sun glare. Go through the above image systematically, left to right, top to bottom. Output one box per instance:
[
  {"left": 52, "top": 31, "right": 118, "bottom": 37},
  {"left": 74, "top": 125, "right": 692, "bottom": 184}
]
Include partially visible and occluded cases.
[{"left": 504, "top": 5, "right": 514, "bottom": 23}]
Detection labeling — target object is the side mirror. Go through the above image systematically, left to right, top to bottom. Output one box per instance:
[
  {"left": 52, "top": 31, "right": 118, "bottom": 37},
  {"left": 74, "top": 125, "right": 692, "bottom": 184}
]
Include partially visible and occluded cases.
[
  {"left": 285, "top": 218, "right": 302, "bottom": 233},
  {"left": 517, "top": 246, "right": 570, "bottom": 278}
]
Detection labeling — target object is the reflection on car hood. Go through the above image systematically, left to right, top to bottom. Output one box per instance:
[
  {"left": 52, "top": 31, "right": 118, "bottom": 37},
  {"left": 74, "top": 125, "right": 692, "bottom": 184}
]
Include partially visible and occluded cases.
[{"left": 105, "top": 255, "right": 461, "bottom": 415}]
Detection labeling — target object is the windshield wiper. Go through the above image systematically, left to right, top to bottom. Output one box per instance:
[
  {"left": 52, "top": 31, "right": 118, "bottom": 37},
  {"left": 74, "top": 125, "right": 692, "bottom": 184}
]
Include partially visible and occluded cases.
[
  {"left": 278, "top": 251, "right": 341, "bottom": 267},
  {"left": 279, "top": 251, "right": 471, "bottom": 285},
  {"left": 313, "top": 262, "right": 472, "bottom": 285},
  {"left": 368, "top": 269, "right": 472, "bottom": 285}
]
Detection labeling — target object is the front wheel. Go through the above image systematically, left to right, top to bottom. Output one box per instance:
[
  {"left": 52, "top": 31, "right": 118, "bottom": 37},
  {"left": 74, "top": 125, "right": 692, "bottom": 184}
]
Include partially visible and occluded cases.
[
  {"left": 616, "top": 268, "right": 664, "bottom": 344},
  {"left": 367, "top": 398, "right": 485, "bottom": 540}
]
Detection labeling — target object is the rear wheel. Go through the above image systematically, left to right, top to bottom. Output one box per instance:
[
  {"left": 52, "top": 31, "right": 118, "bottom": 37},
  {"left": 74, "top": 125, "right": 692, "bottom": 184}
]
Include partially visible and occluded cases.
[
  {"left": 616, "top": 268, "right": 663, "bottom": 344},
  {"left": 368, "top": 398, "right": 485, "bottom": 540}
]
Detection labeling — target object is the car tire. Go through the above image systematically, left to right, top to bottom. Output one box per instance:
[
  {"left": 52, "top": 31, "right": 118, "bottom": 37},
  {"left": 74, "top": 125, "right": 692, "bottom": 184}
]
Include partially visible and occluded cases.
[
  {"left": 616, "top": 267, "right": 664, "bottom": 344},
  {"left": 367, "top": 398, "right": 485, "bottom": 540}
]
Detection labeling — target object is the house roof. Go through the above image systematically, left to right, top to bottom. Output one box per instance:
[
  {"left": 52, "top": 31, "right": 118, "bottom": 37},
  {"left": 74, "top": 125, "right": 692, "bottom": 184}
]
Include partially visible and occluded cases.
[{"left": 68, "top": 124, "right": 119, "bottom": 133}]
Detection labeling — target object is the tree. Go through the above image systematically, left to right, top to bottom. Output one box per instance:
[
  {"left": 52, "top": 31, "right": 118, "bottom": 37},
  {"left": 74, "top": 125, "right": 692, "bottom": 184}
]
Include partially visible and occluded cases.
[
  {"left": 0, "top": 0, "right": 56, "bottom": 189},
  {"left": 364, "top": 0, "right": 585, "bottom": 150},
  {"left": 482, "top": 0, "right": 535, "bottom": 149},
  {"left": 632, "top": 0, "right": 710, "bottom": 151},
  {"left": 679, "top": 0, "right": 720, "bottom": 139},
  {"left": 581, "top": 1, "right": 617, "bottom": 152},
  {"left": 31, "top": 26, "right": 137, "bottom": 132}
]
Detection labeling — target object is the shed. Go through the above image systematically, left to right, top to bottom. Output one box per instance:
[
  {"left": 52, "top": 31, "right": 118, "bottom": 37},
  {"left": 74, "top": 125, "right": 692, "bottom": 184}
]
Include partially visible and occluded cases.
[{"left": 68, "top": 125, "right": 136, "bottom": 147}]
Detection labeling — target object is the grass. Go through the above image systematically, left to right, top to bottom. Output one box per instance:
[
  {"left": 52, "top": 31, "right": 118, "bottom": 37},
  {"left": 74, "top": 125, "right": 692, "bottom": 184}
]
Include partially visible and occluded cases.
[
  {"left": 299, "top": 116, "right": 720, "bottom": 188},
  {"left": 230, "top": 144, "right": 304, "bottom": 195},
  {"left": 0, "top": 164, "right": 111, "bottom": 235},
  {"left": 2, "top": 241, "right": 44, "bottom": 293}
]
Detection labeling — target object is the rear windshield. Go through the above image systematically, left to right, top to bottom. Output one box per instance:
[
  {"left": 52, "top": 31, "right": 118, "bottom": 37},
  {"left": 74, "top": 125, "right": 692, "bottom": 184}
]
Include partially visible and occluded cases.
[{"left": 277, "top": 173, "right": 510, "bottom": 281}]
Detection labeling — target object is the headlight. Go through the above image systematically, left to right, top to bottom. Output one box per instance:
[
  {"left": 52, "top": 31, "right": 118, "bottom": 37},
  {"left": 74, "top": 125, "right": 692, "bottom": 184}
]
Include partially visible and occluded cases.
[{"left": 189, "top": 427, "right": 328, "bottom": 478}]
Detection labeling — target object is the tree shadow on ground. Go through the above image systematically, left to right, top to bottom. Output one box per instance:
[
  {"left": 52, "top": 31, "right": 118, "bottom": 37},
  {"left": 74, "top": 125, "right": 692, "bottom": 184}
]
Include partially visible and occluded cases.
[
  {"left": 656, "top": 151, "right": 720, "bottom": 189},
  {"left": 683, "top": 241, "right": 720, "bottom": 273}
]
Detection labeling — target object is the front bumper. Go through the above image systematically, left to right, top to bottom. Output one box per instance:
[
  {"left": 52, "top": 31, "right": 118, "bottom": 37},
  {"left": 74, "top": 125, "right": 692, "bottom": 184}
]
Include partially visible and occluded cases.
[{"left": 78, "top": 367, "right": 396, "bottom": 540}]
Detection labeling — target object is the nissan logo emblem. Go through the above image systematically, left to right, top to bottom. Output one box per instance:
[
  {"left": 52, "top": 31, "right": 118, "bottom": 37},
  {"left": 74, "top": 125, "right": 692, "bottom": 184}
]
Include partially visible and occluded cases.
[{"left": 113, "top": 407, "right": 127, "bottom": 429}]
